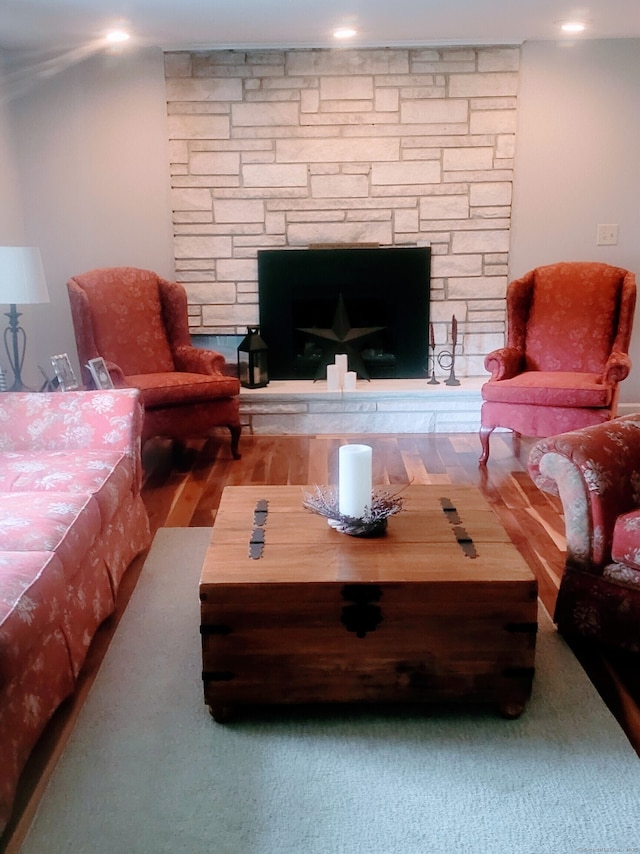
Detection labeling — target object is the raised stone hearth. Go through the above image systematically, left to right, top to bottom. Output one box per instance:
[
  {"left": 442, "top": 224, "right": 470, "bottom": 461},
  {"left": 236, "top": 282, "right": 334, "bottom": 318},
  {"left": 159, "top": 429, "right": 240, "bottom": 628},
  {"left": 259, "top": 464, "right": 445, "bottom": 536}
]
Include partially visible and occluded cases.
[{"left": 239, "top": 377, "right": 484, "bottom": 435}]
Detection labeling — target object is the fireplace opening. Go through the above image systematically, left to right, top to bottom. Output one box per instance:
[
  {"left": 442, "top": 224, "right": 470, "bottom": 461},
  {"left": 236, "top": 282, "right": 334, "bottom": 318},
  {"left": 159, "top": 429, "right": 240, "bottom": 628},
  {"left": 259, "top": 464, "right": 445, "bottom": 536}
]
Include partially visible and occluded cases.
[{"left": 257, "top": 246, "right": 431, "bottom": 380}]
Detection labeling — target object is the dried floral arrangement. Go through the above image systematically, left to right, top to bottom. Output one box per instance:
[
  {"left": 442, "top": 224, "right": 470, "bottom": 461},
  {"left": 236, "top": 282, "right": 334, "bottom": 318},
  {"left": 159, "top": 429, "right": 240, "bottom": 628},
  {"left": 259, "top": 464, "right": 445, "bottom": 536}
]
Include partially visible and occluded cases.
[{"left": 302, "top": 485, "right": 405, "bottom": 537}]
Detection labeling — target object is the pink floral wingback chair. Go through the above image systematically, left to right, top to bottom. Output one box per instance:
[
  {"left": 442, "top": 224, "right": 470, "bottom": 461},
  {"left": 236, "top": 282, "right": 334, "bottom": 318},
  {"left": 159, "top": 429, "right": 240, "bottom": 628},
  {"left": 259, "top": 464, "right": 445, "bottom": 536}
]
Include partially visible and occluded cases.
[
  {"left": 479, "top": 261, "right": 636, "bottom": 464},
  {"left": 67, "top": 267, "right": 241, "bottom": 458},
  {"left": 529, "top": 415, "right": 640, "bottom": 652}
]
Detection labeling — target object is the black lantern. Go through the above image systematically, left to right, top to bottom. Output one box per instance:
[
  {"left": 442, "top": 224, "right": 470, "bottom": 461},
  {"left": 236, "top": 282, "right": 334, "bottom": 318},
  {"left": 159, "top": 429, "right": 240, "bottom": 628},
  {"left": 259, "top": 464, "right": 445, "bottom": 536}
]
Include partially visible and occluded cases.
[{"left": 237, "top": 326, "right": 269, "bottom": 388}]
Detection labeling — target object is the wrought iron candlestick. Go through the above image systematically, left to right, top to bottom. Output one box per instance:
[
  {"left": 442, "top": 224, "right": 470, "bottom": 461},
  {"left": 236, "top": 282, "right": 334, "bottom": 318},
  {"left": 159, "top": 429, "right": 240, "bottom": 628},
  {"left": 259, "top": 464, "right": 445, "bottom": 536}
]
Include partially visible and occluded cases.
[
  {"left": 436, "top": 314, "right": 461, "bottom": 386},
  {"left": 427, "top": 321, "right": 439, "bottom": 384}
]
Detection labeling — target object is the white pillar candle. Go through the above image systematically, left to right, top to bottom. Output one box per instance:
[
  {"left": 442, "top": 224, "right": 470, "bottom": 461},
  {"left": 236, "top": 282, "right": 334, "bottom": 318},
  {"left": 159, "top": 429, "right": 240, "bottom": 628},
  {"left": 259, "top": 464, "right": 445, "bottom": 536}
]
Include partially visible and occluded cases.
[
  {"left": 335, "top": 353, "right": 348, "bottom": 387},
  {"left": 326, "top": 364, "right": 340, "bottom": 391},
  {"left": 343, "top": 371, "right": 356, "bottom": 391},
  {"left": 338, "top": 444, "right": 372, "bottom": 519}
]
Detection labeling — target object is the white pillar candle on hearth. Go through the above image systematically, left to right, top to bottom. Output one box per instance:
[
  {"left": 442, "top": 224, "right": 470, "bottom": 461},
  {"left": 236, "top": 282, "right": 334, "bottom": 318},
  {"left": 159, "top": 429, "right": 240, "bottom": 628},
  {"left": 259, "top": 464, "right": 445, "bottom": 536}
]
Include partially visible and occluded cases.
[
  {"left": 335, "top": 353, "right": 348, "bottom": 387},
  {"left": 326, "top": 363, "right": 340, "bottom": 391},
  {"left": 343, "top": 371, "right": 356, "bottom": 391},
  {"left": 338, "top": 444, "right": 372, "bottom": 519}
]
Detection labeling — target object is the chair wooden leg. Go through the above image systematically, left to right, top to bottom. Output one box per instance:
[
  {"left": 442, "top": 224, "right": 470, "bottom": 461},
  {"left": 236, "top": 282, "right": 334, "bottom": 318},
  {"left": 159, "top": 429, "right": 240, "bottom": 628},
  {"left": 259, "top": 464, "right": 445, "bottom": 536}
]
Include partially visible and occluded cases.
[
  {"left": 229, "top": 424, "right": 242, "bottom": 459},
  {"left": 478, "top": 425, "right": 494, "bottom": 466},
  {"left": 512, "top": 431, "right": 522, "bottom": 460},
  {"left": 171, "top": 439, "right": 193, "bottom": 471}
]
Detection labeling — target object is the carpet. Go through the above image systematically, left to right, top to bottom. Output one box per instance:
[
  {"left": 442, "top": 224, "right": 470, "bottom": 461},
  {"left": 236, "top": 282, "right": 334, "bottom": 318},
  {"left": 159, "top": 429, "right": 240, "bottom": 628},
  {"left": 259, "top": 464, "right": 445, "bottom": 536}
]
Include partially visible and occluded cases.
[{"left": 20, "top": 528, "right": 640, "bottom": 854}]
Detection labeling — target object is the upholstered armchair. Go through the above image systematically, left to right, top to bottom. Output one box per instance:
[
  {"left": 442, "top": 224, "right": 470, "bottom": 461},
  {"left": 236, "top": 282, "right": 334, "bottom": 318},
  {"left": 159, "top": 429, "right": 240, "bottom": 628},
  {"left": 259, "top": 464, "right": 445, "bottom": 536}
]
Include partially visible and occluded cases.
[
  {"left": 479, "top": 261, "right": 636, "bottom": 464},
  {"left": 67, "top": 267, "right": 241, "bottom": 458},
  {"left": 529, "top": 416, "right": 640, "bottom": 652}
]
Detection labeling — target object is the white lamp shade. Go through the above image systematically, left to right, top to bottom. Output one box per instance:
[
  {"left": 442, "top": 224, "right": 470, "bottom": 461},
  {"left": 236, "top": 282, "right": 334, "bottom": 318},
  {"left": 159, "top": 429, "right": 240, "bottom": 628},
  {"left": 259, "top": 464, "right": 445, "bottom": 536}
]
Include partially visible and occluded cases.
[{"left": 0, "top": 246, "right": 50, "bottom": 305}]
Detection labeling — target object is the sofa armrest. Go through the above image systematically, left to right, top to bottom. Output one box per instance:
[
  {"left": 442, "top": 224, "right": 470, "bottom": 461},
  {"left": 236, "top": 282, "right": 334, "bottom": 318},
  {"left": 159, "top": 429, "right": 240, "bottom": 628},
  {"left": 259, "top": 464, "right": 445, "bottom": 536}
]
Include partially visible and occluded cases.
[
  {"left": 172, "top": 345, "right": 227, "bottom": 375},
  {"left": 483, "top": 347, "right": 524, "bottom": 381},
  {"left": 601, "top": 350, "right": 632, "bottom": 385},
  {"left": 0, "top": 389, "right": 145, "bottom": 489},
  {"left": 528, "top": 415, "right": 640, "bottom": 570},
  {"left": 529, "top": 450, "right": 594, "bottom": 570}
]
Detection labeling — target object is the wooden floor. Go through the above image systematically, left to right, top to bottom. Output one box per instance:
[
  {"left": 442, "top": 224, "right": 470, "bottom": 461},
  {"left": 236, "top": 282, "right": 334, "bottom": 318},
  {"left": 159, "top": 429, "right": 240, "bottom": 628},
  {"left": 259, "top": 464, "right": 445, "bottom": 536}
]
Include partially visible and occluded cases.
[{"left": 3, "top": 430, "right": 640, "bottom": 852}]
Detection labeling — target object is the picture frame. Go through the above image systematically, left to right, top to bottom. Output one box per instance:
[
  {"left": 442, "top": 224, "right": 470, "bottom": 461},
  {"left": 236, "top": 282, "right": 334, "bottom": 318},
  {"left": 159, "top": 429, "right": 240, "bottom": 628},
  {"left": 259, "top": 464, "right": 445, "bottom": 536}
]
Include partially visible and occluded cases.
[
  {"left": 50, "top": 353, "right": 80, "bottom": 391},
  {"left": 87, "top": 356, "right": 114, "bottom": 390}
]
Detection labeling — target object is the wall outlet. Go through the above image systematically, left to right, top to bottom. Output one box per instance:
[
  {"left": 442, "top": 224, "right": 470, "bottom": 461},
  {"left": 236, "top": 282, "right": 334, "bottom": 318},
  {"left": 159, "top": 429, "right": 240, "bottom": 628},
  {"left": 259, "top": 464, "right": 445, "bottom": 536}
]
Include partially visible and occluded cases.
[{"left": 597, "top": 223, "right": 618, "bottom": 245}]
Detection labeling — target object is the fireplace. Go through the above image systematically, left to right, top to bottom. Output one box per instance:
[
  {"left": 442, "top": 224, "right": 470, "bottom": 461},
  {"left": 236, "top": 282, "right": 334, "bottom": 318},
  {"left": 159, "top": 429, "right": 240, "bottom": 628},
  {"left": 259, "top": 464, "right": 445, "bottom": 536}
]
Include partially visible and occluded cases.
[{"left": 257, "top": 246, "right": 431, "bottom": 380}]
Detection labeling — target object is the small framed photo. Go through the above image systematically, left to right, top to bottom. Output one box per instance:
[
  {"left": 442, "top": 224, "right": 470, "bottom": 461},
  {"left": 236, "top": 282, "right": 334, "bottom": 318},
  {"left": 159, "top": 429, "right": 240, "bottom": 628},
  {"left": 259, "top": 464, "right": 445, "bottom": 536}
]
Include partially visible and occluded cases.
[
  {"left": 50, "top": 353, "right": 80, "bottom": 391},
  {"left": 87, "top": 357, "right": 114, "bottom": 390}
]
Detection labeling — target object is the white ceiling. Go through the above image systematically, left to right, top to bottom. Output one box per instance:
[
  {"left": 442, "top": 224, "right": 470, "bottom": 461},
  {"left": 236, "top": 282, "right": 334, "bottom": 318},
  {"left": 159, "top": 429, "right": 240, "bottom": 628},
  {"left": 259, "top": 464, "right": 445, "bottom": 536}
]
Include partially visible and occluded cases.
[{"left": 1, "top": 0, "right": 640, "bottom": 53}]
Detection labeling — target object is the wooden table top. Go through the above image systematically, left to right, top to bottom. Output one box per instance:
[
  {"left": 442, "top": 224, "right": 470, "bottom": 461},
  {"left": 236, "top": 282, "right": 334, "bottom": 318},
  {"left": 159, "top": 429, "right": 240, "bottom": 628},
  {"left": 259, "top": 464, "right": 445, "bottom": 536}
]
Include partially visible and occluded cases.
[{"left": 200, "top": 484, "right": 535, "bottom": 587}]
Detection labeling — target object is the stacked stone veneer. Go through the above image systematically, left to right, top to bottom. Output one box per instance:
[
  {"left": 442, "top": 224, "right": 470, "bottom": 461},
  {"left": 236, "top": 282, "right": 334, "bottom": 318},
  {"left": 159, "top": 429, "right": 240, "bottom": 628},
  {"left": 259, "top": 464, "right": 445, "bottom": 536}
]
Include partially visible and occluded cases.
[{"left": 165, "top": 46, "right": 519, "bottom": 376}]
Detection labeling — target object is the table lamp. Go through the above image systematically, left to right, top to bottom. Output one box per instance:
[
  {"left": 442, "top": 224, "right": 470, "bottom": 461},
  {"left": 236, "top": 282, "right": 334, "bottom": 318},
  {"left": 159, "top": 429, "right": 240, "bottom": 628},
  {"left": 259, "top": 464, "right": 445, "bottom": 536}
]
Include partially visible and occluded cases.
[{"left": 0, "top": 246, "right": 50, "bottom": 391}]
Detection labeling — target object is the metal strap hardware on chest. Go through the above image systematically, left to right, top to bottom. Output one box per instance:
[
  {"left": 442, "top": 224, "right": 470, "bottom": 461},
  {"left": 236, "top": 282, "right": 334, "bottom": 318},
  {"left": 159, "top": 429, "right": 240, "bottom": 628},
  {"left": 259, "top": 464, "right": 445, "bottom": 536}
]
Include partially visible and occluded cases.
[
  {"left": 440, "top": 497, "right": 478, "bottom": 558},
  {"left": 249, "top": 499, "right": 268, "bottom": 558}
]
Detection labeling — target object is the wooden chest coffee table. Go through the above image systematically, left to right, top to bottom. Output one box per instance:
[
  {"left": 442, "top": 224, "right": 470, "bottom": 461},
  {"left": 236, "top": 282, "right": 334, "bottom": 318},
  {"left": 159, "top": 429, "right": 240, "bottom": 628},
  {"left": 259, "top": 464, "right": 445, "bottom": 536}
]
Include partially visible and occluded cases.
[{"left": 199, "top": 485, "right": 537, "bottom": 722}]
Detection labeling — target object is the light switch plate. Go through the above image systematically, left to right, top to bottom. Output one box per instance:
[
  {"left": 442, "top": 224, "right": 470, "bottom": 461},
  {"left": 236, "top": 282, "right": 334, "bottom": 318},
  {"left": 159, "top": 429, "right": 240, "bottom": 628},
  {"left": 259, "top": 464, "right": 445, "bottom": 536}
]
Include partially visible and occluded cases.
[{"left": 597, "top": 224, "right": 618, "bottom": 245}]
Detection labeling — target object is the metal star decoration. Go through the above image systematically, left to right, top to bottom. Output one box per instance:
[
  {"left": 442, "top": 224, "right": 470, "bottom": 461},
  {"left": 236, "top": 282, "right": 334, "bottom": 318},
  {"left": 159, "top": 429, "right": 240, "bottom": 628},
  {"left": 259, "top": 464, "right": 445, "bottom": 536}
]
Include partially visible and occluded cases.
[{"left": 297, "top": 293, "right": 386, "bottom": 380}]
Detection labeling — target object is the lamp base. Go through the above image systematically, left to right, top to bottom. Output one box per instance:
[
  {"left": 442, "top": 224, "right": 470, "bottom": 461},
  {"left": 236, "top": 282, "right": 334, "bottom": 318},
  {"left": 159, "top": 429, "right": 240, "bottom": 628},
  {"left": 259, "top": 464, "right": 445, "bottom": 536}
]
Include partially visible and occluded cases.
[{"left": 4, "top": 304, "right": 34, "bottom": 393}]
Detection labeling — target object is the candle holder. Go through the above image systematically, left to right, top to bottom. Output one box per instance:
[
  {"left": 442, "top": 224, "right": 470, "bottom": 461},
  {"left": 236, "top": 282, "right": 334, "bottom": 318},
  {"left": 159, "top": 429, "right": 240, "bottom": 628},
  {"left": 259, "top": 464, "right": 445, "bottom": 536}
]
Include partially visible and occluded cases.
[
  {"left": 437, "top": 315, "right": 461, "bottom": 386},
  {"left": 427, "top": 321, "right": 439, "bottom": 384},
  {"left": 427, "top": 347, "right": 440, "bottom": 385},
  {"left": 437, "top": 350, "right": 460, "bottom": 386},
  {"left": 302, "top": 485, "right": 404, "bottom": 538}
]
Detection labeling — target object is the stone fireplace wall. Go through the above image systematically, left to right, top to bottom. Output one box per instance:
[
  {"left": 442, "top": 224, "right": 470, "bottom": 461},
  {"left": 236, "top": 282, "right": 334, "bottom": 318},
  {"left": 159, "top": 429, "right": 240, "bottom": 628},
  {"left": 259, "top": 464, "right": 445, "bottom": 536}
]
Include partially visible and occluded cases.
[{"left": 164, "top": 46, "right": 519, "bottom": 376}]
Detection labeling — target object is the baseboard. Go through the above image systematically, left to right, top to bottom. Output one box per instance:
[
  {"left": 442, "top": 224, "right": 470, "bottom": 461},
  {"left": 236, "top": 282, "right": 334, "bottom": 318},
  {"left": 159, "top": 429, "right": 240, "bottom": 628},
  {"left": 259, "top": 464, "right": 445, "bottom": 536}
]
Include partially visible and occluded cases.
[{"left": 618, "top": 403, "right": 640, "bottom": 417}]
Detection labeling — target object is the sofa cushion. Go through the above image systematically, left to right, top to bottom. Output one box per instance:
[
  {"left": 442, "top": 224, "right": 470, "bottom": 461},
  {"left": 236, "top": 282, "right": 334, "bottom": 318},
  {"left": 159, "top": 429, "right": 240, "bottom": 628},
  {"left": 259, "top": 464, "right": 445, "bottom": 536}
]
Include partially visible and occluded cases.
[
  {"left": 127, "top": 371, "right": 240, "bottom": 408},
  {"left": 481, "top": 371, "right": 612, "bottom": 407},
  {"left": 0, "top": 451, "right": 134, "bottom": 526},
  {"left": 0, "top": 493, "right": 101, "bottom": 582},
  {"left": 611, "top": 509, "right": 640, "bottom": 572},
  {"left": 0, "top": 551, "right": 66, "bottom": 687},
  {"left": 603, "top": 562, "right": 640, "bottom": 591}
]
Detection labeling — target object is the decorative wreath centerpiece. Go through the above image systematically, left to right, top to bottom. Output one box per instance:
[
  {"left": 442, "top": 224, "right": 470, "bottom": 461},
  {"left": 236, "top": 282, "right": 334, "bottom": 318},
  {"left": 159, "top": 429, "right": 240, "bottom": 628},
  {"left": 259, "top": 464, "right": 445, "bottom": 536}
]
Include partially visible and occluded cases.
[{"left": 302, "top": 485, "right": 405, "bottom": 538}]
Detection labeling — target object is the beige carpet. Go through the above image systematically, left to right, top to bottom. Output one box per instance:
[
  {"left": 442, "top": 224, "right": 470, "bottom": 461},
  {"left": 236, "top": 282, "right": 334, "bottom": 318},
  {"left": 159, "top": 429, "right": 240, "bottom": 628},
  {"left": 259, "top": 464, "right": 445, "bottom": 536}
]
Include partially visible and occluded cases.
[{"left": 20, "top": 527, "right": 640, "bottom": 853}]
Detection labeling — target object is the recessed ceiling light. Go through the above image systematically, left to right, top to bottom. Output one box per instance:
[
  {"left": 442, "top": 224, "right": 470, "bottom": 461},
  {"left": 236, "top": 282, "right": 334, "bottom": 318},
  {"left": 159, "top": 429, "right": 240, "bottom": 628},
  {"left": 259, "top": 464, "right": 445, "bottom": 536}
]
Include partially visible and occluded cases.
[
  {"left": 560, "top": 21, "right": 586, "bottom": 33},
  {"left": 333, "top": 27, "right": 357, "bottom": 40},
  {"left": 105, "top": 30, "right": 130, "bottom": 43}
]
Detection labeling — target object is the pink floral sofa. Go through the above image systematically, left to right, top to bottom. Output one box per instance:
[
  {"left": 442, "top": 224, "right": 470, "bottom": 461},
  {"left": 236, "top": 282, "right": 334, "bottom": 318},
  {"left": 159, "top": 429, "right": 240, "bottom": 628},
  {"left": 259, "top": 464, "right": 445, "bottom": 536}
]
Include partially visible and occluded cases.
[
  {"left": 0, "top": 390, "right": 151, "bottom": 836},
  {"left": 529, "top": 415, "right": 640, "bottom": 652}
]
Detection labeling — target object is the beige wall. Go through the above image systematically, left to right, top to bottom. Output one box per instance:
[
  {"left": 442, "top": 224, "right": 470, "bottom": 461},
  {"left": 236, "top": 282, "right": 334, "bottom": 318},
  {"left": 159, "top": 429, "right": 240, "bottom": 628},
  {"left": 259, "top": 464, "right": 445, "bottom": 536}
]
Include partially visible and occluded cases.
[
  {"left": 1, "top": 38, "right": 639, "bottom": 400},
  {"left": 510, "top": 39, "right": 640, "bottom": 401},
  {"left": 0, "top": 46, "right": 174, "bottom": 386},
  {"left": 0, "top": 57, "right": 24, "bottom": 243}
]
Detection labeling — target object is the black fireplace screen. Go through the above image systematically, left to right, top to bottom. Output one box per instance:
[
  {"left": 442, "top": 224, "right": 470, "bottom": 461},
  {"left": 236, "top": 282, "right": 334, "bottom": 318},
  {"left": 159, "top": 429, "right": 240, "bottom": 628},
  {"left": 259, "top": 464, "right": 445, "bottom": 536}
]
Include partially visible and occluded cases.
[{"left": 257, "top": 246, "right": 431, "bottom": 380}]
